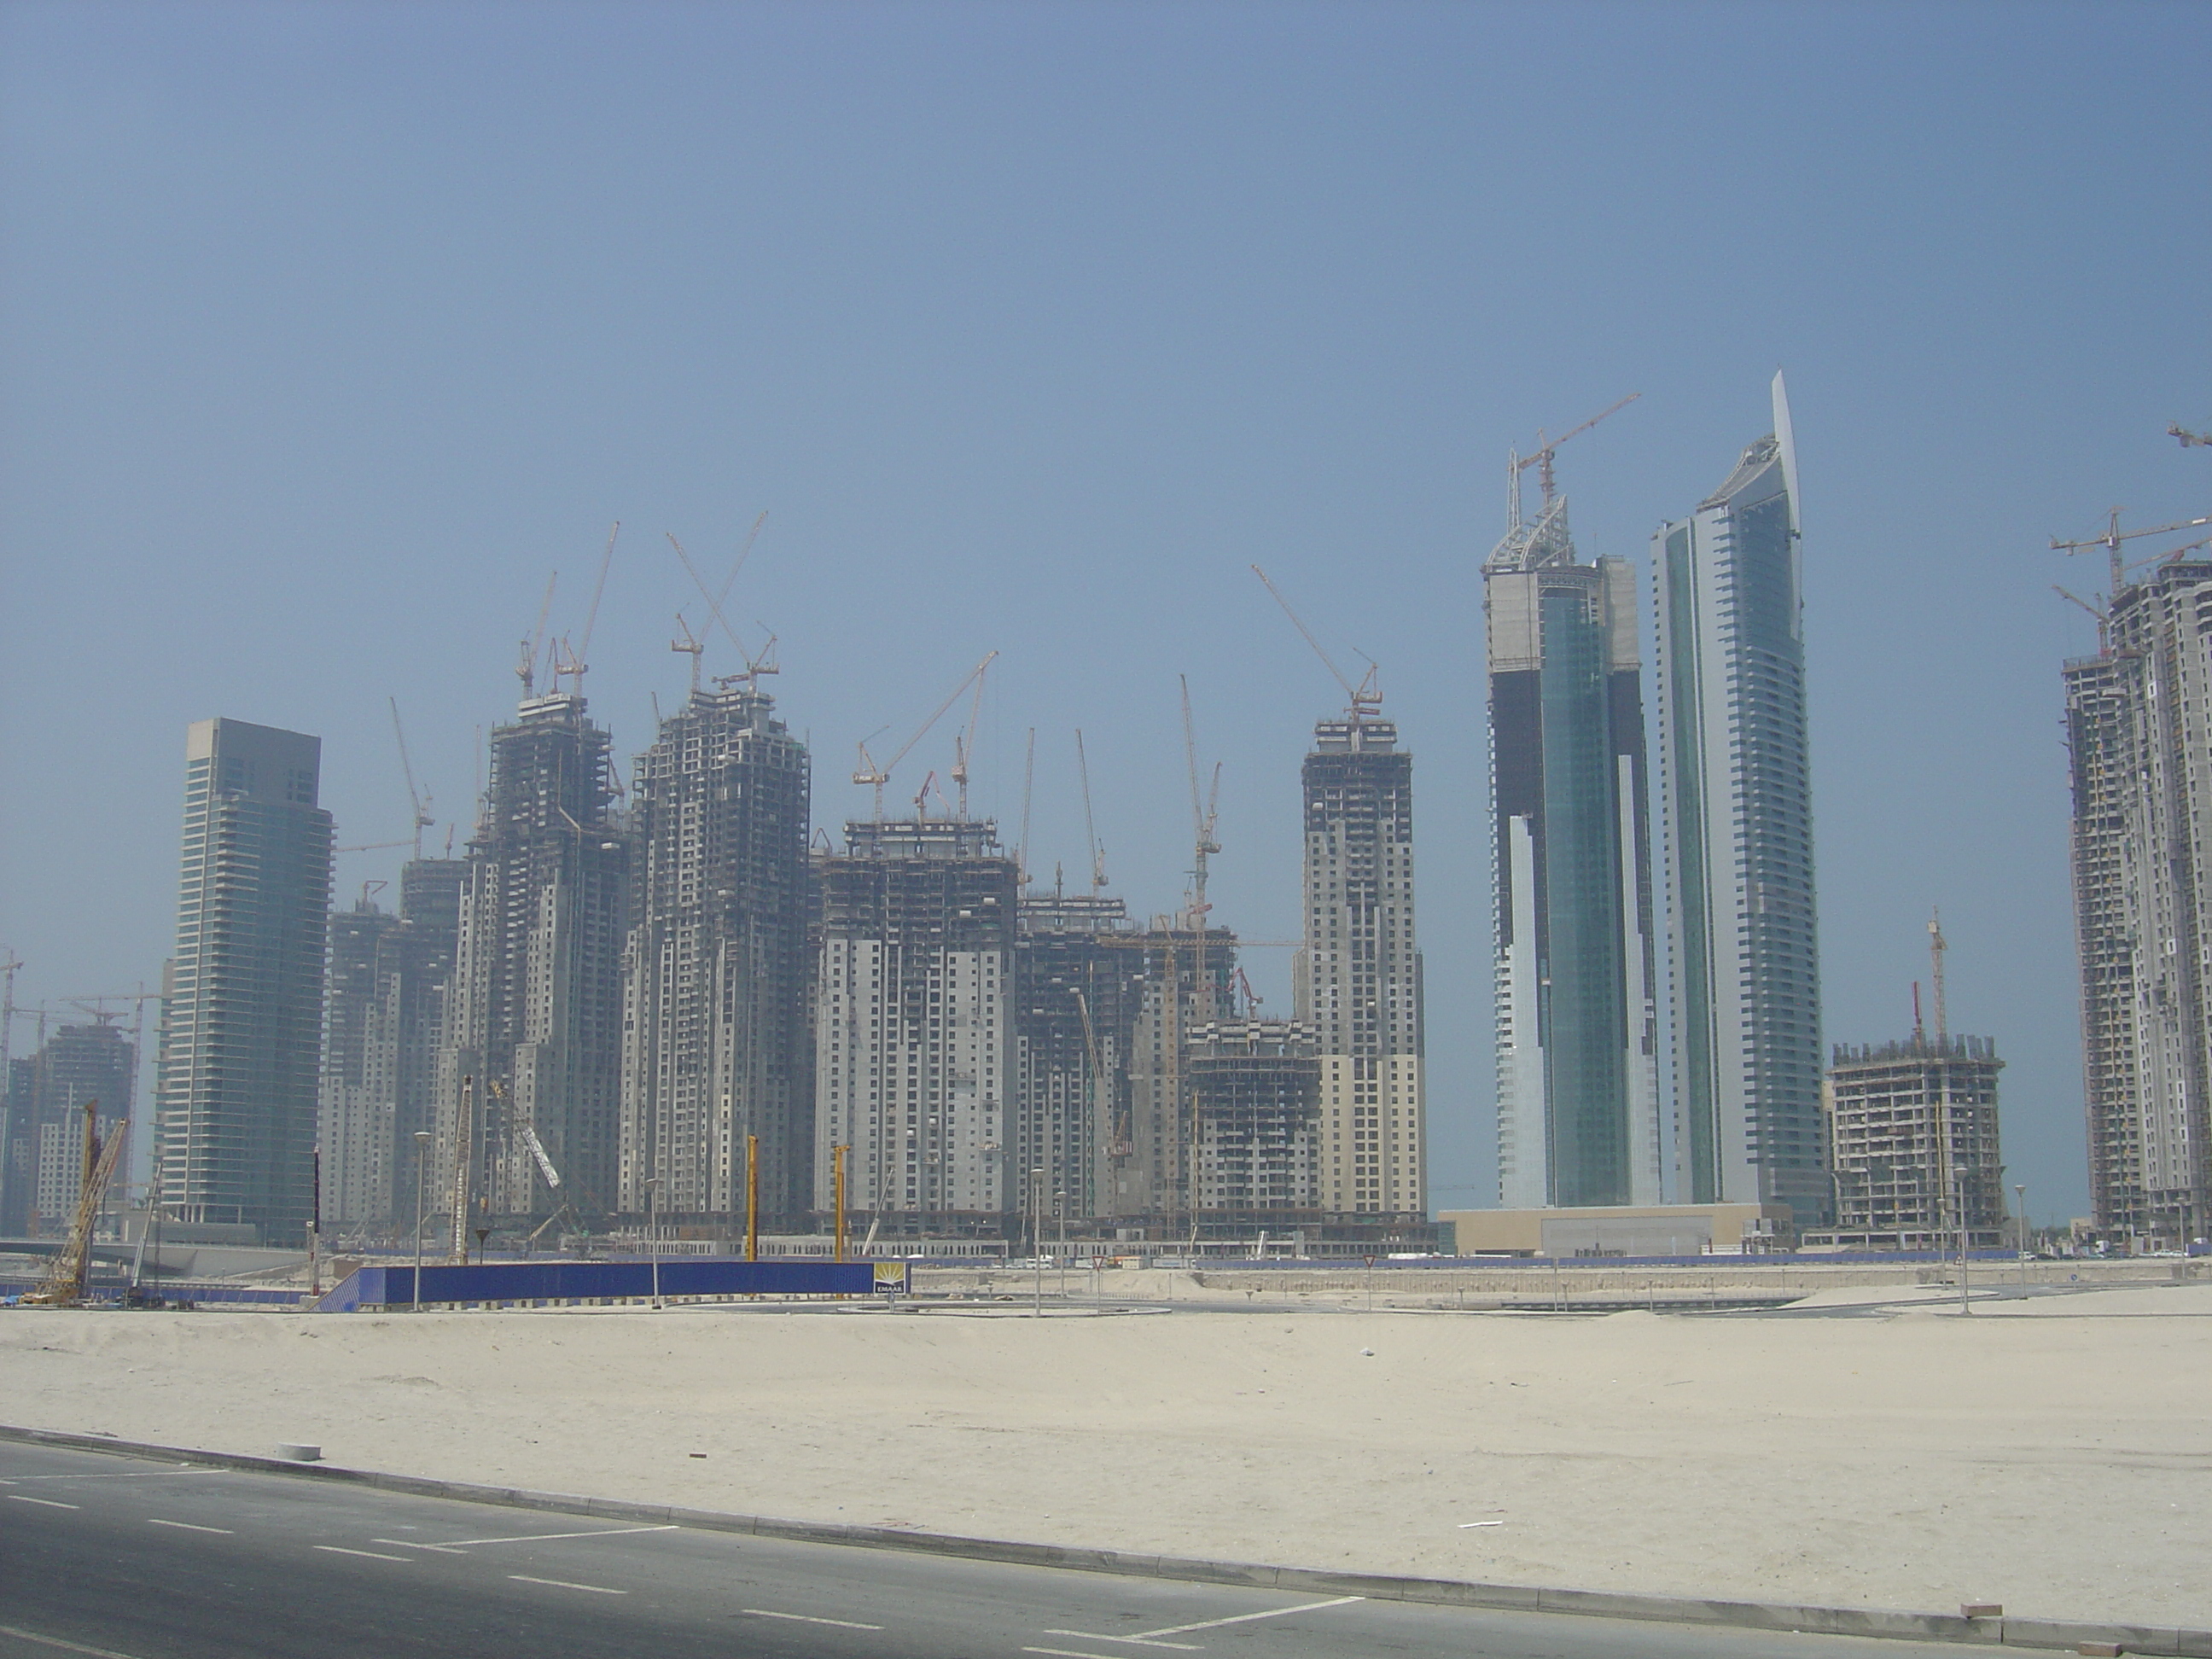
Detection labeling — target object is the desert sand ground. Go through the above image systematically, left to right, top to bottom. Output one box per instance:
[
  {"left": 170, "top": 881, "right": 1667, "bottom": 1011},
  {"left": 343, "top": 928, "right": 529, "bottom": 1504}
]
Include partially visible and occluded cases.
[{"left": 1, "top": 1276, "right": 2203, "bottom": 1627}]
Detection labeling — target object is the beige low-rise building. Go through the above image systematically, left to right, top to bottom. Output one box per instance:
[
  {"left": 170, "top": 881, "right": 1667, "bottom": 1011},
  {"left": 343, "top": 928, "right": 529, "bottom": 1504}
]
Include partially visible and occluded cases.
[{"left": 1440, "top": 1202, "right": 1792, "bottom": 1258}]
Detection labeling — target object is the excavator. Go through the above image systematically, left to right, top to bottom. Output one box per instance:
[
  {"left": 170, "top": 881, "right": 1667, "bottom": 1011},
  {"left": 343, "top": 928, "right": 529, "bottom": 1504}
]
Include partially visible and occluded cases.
[{"left": 24, "top": 1102, "right": 126, "bottom": 1307}]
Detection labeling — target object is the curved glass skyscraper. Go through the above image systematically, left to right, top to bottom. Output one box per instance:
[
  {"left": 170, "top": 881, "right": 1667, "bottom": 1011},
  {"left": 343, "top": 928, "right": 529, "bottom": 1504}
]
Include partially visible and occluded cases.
[{"left": 1651, "top": 374, "right": 1824, "bottom": 1219}]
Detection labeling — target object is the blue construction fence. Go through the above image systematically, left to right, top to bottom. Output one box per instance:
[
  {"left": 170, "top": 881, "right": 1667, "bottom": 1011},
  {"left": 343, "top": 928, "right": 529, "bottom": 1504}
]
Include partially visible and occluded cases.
[{"left": 318, "top": 1255, "right": 907, "bottom": 1312}]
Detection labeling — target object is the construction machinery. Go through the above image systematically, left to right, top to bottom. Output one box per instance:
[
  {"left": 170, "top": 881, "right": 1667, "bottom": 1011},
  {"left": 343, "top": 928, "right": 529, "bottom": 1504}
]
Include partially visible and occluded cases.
[
  {"left": 1509, "top": 393, "right": 1640, "bottom": 526},
  {"left": 2171, "top": 424, "right": 2209, "bottom": 450},
  {"left": 2051, "top": 509, "right": 2212, "bottom": 598},
  {"left": 1252, "top": 564, "right": 1382, "bottom": 725},
  {"left": 851, "top": 653, "right": 998, "bottom": 820},
  {"left": 387, "top": 696, "right": 435, "bottom": 861},
  {"left": 24, "top": 1102, "right": 125, "bottom": 1307}
]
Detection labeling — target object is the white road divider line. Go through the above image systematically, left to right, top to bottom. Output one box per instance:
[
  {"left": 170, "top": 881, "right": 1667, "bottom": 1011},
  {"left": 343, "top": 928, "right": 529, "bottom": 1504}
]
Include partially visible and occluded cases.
[
  {"left": 7, "top": 1495, "right": 80, "bottom": 1509},
  {"left": 147, "top": 1518, "right": 234, "bottom": 1534},
  {"left": 1458, "top": 1520, "right": 1505, "bottom": 1528},
  {"left": 441, "top": 1524, "right": 679, "bottom": 1546},
  {"left": 374, "top": 1538, "right": 469, "bottom": 1553},
  {"left": 312, "top": 1545, "right": 410, "bottom": 1562},
  {"left": 509, "top": 1575, "right": 626, "bottom": 1595},
  {"left": 1131, "top": 1595, "right": 1365, "bottom": 1639},
  {"left": 743, "top": 1609, "right": 885, "bottom": 1631},
  {"left": 0, "top": 1621, "right": 148, "bottom": 1658},
  {"left": 1026, "top": 1648, "right": 1139, "bottom": 1659}
]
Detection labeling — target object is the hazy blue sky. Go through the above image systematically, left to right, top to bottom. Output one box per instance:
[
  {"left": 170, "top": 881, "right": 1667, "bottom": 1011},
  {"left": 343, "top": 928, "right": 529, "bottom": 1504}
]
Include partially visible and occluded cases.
[{"left": 3, "top": 1, "right": 2206, "bottom": 1221}]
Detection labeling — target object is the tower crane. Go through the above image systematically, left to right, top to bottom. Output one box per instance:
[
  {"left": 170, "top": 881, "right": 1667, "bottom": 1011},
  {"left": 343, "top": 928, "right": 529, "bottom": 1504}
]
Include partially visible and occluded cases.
[
  {"left": 1509, "top": 393, "right": 1640, "bottom": 528},
  {"left": 2050, "top": 509, "right": 2212, "bottom": 600},
  {"left": 668, "top": 514, "right": 774, "bottom": 687},
  {"left": 549, "top": 524, "right": 620, "bottom": 694},
  {"left": 1251, "top": 565, "right": 1382, "bottom": 724},
  {"left": 517, "top": 572, "right": 557, "bottom": 698},
  {"left": 851, "top": 653, "right": 998, "bottom": 820},
  {"left": 949, "top": 659, "right": 990, "bottom": 821},
  {"left": 1179, "top": 676, "right": 1223, "bottom": 992},
  {"left": 387, "top": 697, "right": 434, "bottom": 862},
  {"left": 1075, "top": 729, "right": 1107, "bottom": 895}
]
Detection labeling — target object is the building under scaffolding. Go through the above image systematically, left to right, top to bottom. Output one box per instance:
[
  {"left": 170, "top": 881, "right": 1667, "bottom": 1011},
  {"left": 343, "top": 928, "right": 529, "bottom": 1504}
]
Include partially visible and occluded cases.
[
  {"left": 620, "top": 681, "right": 812, "bottom": 1226},
  {"left": 442, "top": 693, "right": 629, "bottom": 1233},
  {"left": 813, "top": 818, "right": 1018, "bottom": 1234},
  {"left": 318, "top": 859, "right": 464, "bottom": 1232},
  {"left": 1013, "top": 889, "right": 1135, "bottom": 1227},
  {"left": 3, "top": 1019, "right": 136, "bottom": 1236},
  {"left": 1187, "top": 1019, "right": 1321, "bottom": 1213},
  {"left": 1816, "top": 1034, "right": 2005, "bottom": 1250}
]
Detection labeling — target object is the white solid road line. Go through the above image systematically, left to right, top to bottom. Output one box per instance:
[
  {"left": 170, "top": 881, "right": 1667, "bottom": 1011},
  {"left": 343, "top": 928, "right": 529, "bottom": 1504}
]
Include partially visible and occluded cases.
[
  {"left": 7, "top": 1494, "right": 80, "bottom": 1509},
  {"left": 146, "top": 1518, "right": 234, "bottom": 1534},
  {"left": 439, "top": 1524, "right": 680, "bottom": 1546},
  {"left": 374, "top": 1538, "right": 470, "bottom": 1553},
  {"left": 312, "top": 1545, "right": 411, "bottom": 1562},
  {"left": 509, "top": 1575, "right": 627, "bottom": 1595},
  {"left": 1045, "top": 1593, "right": 1368, "bottom": 1650},
  {"left": 1132, "top": 1596, "right": 1365, "bottom": 1638},
  {"left": 743, "top": 1609, "right": 886, "bottom": 1631},
  {"left": 0, "top": 1621, "right": 147, "bottom": 1659}
]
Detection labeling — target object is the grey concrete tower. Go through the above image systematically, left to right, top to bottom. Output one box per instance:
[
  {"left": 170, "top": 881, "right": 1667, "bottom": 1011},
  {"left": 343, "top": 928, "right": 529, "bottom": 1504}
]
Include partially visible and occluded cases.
[
  {"left": 1652, "top": 374, "right": 1823, "bottom": 1219},
  {"left": 1486, "top": 485, "right": 1661, "bottom": 1209},
  {"left": 2065, "top": 558, "right": 2212, "bottom": 1247},
  {"left": 619, "top": 680, "right": 812, "bottom": 1225},
  {"left": 442, "top": 692, "right": 628, "bottom": 1230},
  {"left": 1295, "top": 711, "right": 1423, "bottom": 1217},
  {"left": 154, "top": 718, "right": 335, "bottom": 1243}
]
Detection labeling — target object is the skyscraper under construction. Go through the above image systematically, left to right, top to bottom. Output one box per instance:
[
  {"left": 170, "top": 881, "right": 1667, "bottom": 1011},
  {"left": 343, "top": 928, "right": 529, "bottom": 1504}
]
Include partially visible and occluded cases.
[
  {"left": 1652, "top": 375, "right": 1822, "bottom": 1220},
  {"left": 1486, "top": 468, "right": 1661, "bottom": 1208},
  {"left": 2065, "top": 553, "right": 2212, "bottom": 1247},
  {"left": 619, "top": 677, "right": 812, "bottom": 1225},
  {"left": 442, "top": 690, "right": 629, "bottom": 1229},
  {"left": 1296, "top": 707, "right": 1423, "bottom": 1218},
  {"left": 813, "top": 818, "right": 1018, "bottom": 1232}
]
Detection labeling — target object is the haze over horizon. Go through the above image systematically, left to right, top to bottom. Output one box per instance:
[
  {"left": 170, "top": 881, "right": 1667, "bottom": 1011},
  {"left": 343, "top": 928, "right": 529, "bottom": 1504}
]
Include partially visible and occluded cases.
[{"left": 4, "top": 1, "right": 2207, "bottom": 1221}]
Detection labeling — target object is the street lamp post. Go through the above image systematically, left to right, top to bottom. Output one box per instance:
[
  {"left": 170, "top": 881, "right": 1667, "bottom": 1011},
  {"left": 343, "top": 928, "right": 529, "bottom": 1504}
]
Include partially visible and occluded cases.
[
  {"left": 412, "top": 1130, "right": 432, "bottom": 1312},
  {"left": 1032, "top": 1168, "right": 1045, "bottom": 1318},
  {"left": 644, "top": 1176, "right": 661, "bottom": 1309},
  {"left": 2016, "top": 1182, "right": 2029, "bottom": 1294}
]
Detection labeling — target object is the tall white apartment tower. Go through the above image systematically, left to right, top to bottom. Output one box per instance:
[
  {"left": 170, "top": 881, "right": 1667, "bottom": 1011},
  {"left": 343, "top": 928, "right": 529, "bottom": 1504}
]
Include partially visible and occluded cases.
[
  {"left": 1651, "top": 374, "right": 1825, "bottom": 1220},
  {"left": 1295, "top": 713, "right": 1424, "bottom": 1216}
]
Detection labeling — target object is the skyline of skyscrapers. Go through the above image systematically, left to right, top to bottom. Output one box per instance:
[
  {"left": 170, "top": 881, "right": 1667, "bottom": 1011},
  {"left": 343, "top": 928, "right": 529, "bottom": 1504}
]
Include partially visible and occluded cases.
[
  {"left": 1652, "top": 374, "right": 1825, "bottom": 1222},
  {"left": 1486, "top": 482, "right": 1662, "bottom": 1210},
  {"left": 154, "top": 717, "right": 335, "bottom": 1245}
]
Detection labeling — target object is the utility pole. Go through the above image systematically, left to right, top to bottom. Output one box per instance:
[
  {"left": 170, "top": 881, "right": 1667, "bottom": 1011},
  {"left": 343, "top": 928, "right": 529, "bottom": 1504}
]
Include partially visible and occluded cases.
[
  {"left": 412, "top": 1130, "right": 432, "bottom": 1311},
  {"left": 746, "top": 1133, "right": 759, "bottom": 1263},
  {"left": 832, "top": 1144, "right": 849, "bottom": 1263},
  {"left": 644, "top": 1175, "right": 661, "bottom": 1309}
]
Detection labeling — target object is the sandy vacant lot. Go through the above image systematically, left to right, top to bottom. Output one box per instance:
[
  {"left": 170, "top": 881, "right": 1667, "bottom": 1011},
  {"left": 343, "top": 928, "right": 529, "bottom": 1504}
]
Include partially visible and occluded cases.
[{"left": 1, "top": 1279, "right": 2203, "bottom": 1627}]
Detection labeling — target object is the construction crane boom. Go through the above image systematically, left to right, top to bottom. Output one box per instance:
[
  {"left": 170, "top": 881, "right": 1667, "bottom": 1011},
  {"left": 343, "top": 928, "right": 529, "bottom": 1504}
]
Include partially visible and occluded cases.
[
  {"left": 1511, "top": 393, "right": 1640, "bottom": 526},
  {"left": 2051, "top": 509, "right": 2212, "bottom": 597},
  {"left": 668, "top": 516, "right": 775, "bottom": 685},
  {"left": 1251, "top": 565, "right": 1382, "bottom": 721},
  {"left": 519, "top": 572, "right": 557, "bottom": 697},
  {"left": 852, "top": 652, "right": 998, "bottom": 820},
  {"left": 387, "top": 697, "right": 434, "bottom": 862},
  {"left": 1076, "top": 729, "right": 1106, "bottom": 894},
  {"left": 26, "top": 1102, "right": 125, "bottom": 1307},
  {"left": 520, "top": 1123, "right": 562, "bottom": 1190}
]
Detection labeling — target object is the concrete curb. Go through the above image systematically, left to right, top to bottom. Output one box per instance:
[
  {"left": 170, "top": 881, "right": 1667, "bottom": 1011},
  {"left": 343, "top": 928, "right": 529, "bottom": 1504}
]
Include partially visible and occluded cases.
[{"left": 3, "top": 1423, "right": 2202, "bottom": 1656}]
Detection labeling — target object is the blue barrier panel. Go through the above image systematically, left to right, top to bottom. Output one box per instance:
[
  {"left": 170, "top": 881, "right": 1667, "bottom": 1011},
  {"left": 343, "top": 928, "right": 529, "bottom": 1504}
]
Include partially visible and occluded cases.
[{"left": 319, "top": 1257, "right": 895, "bottom": 1311}]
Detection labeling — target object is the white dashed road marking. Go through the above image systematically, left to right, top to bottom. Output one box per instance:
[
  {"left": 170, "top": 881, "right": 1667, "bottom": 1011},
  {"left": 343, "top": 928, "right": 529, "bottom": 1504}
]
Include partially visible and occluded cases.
[
  {"left": 7, "top": 1495, "right": 79, "bottom": 1510},
  {"left": 146, "top": 1518, "right": 233, "bottom": 1534},
  {"left": 441, "top": 1525, "right": 678, "bottom": 1546},
  {"left": 312, "top": 1545, "right": 410, "bottom": 1562},
  {"left": 1045, "top": 1594, "right": 1366, "bottom": 1650},
  {"left": 0, "top": 1621, "right": 147, "bottom": 1658}
]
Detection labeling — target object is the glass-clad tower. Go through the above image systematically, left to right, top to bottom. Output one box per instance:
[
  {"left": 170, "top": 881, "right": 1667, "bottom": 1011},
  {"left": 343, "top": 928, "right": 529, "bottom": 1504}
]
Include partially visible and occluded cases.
[
  {"left": 1652, "top": 374, "right": 1823, "bottom": 1219},
  {"left": 1486, "top": 485, "right": 1660, "bottom": 1208},
  {"left": 154, "top": 718, "right": 335, "bottom": 1243}
]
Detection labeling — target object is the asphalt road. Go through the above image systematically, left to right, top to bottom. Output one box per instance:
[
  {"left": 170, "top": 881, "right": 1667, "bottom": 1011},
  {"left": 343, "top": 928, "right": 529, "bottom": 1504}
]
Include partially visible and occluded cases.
[{"left": 0, "top": 1441, "right": 1970, "bottom": 1659}]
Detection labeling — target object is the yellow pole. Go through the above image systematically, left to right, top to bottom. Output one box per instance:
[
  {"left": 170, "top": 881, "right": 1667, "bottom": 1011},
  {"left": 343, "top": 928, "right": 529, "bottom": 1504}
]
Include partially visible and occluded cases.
[
  {"left": 746, "top": 1133, "right": 759, "bottom": 1263},
  {"left": 833, "top": 1144, "right": 849, "bottom": 1263}
]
